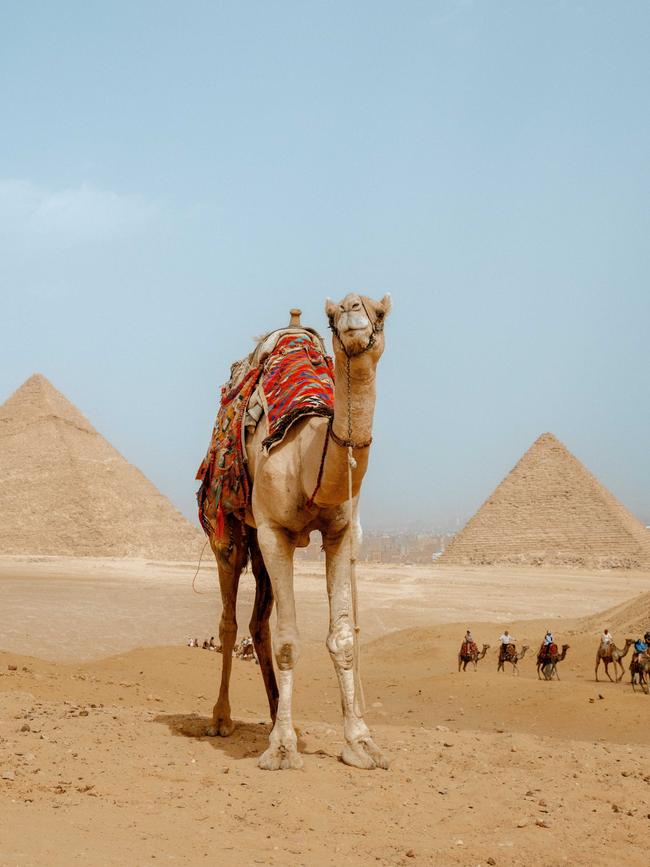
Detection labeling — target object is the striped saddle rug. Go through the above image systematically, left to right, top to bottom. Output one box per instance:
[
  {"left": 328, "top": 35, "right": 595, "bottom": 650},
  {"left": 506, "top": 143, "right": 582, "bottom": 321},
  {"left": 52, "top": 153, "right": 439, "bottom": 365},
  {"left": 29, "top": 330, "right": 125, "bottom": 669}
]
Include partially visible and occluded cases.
[{"left": 196, "top": 330, "right": 334, "bottom": 537}]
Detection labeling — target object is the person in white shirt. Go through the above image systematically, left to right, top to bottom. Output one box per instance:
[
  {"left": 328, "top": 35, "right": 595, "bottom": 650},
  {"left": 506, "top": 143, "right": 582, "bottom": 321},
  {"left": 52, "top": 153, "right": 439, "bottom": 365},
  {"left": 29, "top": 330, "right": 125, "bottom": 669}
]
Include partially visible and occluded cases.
[
  {"left": 600, "top": 629, "right": 613, "bottom": 647},
  {"left": 499, "top": 630, "right": 514, "bottom": 661}
]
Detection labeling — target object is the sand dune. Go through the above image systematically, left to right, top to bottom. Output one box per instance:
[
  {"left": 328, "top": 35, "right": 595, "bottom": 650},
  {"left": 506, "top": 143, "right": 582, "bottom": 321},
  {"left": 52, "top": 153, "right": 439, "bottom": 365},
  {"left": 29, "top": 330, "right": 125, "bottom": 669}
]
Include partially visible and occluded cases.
[{"left": 2, "top": 559, "right": 650, "bottom": 866}]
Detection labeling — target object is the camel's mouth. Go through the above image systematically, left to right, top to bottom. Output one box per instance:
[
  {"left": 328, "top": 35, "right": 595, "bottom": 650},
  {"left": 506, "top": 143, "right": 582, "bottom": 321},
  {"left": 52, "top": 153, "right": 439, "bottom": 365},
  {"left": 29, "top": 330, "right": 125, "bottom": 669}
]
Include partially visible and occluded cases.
[{"left": 337, "top": 311, "right": 370, "bottom": 334}]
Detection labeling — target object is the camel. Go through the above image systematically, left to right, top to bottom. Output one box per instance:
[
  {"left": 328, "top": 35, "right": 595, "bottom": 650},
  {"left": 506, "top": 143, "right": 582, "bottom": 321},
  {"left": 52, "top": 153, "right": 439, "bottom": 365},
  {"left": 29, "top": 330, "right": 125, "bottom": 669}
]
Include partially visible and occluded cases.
[
  {"left": 203, "top": 293, "right": 391, "bottom": 770},
  {"left": 595, "top": 637, "right": 634, "bottom": 683},
  {"left": 458, "top": 643, "right": 490, "bottom": 672},
  {"left": 497, "top": 644, "right": 529, "bottom": 675},
  {"left": 536, "top": 644, "right": 570, "bottom": 681},
  {"left": 630, "top": 654, "right": 650, "bottom": 693}
]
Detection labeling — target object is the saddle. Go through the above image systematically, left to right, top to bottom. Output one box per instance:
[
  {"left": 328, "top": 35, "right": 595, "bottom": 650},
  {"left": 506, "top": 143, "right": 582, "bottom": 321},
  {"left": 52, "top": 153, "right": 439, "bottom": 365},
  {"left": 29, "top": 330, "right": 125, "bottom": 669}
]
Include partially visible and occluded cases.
[
  {"left": 196, "top": 327, "right": 334, "bottom": 537},
  {"left": 461, "top": 642, "right": 478, "bottom": 657},
  {"left": 539, "top": 642, "right": 557, "bottom": 661},
  {"left": 501, "top": 644, "right": 516, "bottom": 661}
]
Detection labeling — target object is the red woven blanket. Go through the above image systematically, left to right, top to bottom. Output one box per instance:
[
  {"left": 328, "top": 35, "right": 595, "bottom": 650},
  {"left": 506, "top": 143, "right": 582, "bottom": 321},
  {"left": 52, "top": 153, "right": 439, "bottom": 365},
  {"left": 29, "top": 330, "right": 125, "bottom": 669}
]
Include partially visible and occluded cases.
[
  {"left": 196, "top": 332, "right": 334, "bottom": 537},
  {"left": 261, "top": 334, "right": 334, "bottom": 450}
]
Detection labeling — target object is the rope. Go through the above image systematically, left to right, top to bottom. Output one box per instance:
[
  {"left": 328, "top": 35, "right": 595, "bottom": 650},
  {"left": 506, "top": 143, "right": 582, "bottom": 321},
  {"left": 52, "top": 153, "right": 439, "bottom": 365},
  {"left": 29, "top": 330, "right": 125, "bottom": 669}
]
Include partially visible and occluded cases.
[
  {"left": 305, "top": 419, "right": 331, "bottom": 508},
  {"left": 348, "top": 443, "right": 365, "bottom": 717},
  {"left": 191, "top": 539, "right": 210, "bottom": 595}
]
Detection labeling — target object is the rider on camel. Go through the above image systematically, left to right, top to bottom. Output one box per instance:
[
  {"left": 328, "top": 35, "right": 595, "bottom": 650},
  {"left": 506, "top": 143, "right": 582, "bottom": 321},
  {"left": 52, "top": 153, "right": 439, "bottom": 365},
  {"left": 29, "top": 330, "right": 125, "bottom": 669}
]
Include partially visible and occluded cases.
[
  {"left": 600, "top": 628, "right": 614, "bottom": 654},
  {"left": 462, "top": 629, "right": 476, "bottom": 656},
  {"left": 499, "top": 630, "right": 515, "bottom": 662},
  {"left": 541, "top": 630, "right": 554, "bottom": 661},
  {"left": 632, "top": 635, "right": 648, "bottom": 666}
]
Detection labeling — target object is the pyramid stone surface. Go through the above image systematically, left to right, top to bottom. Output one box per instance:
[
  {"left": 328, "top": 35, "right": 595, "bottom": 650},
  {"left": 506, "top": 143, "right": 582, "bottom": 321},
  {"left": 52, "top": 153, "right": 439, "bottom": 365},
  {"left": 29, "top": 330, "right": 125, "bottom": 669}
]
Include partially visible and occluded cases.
[
  {"left": 0, "top": 374, "right": 203, "bottom": 559},
  {"left": 440, "top": 433, "right": 650, "bottom": 570}
]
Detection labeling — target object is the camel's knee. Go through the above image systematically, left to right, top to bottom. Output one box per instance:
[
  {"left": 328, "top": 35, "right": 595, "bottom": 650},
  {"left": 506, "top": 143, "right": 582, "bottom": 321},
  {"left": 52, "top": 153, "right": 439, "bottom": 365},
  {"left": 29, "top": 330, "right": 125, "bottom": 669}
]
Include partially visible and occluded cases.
[
  {"left": 219, "top": 618, "right": 237, "bottom": 644},
  {"left": 327, "top": 623, "right": 354, "bottom": 670},
  {"left": 273, "top": 632, "right": 300, "bottom": 670}
]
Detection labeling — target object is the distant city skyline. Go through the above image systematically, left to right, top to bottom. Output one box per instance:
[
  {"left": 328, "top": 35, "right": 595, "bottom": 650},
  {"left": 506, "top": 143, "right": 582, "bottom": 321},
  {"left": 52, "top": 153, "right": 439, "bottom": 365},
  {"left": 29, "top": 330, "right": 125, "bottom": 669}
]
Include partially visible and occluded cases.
[{"left": 2, "top": 2, "right": 649, "bottom": 531}]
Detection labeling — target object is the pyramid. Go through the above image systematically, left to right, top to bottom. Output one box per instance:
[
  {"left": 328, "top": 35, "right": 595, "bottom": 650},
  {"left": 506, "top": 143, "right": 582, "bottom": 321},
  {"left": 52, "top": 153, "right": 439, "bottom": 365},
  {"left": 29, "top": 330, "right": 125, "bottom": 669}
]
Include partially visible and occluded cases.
[
  {"left": 0, "top": 374, "right": 203, "bottom": 559},
  {"left": 439, "top": 433, "right": 650, "bottom": 570}
]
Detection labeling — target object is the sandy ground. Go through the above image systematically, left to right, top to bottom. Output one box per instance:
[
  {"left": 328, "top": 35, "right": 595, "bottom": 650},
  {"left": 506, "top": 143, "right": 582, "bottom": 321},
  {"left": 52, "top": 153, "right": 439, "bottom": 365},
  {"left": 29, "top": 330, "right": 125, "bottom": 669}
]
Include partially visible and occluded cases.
[{"left": 2, "top": 556, "right": 650, "bottom": 867}]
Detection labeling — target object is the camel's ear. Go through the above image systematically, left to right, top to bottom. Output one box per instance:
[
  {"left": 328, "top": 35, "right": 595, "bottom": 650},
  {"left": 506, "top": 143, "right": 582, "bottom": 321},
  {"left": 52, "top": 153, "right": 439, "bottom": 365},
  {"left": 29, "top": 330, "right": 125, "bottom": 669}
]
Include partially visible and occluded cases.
[
  {"left": 367, "top": 292, "right": 392, "bottom": 324},
  {"left": 377, "top": 293, "right": 392, "bottom": 318},
  {"left": 324, "top": 297, "right": 338, "bottom": 327}
]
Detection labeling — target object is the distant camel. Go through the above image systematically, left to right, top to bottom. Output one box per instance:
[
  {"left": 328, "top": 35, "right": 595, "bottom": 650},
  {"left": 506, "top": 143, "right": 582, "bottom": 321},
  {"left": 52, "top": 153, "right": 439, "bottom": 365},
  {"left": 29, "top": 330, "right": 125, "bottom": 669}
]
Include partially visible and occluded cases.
[
  {"left": 595, "top": 638, "right": 634, "bottom": 683},
  {"left": 458, "top": 642, "right": 490, "bottom": 672},
  {"left": 537, "top": 644, "right": 570, "bottom": 681},
  {"left": 497, "top": 645, "right": 528, "bottom": 675},
  {"left": 630, "top": 653, "right": 650, "bottom": 693}
]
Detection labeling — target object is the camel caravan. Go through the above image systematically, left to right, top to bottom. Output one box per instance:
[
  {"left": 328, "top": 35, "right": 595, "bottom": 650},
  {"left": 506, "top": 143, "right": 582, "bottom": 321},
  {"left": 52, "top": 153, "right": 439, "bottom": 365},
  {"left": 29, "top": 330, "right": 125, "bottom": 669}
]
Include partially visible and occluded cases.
[{"left": 457, "top": 626, "right": 650, "bottom": 689}]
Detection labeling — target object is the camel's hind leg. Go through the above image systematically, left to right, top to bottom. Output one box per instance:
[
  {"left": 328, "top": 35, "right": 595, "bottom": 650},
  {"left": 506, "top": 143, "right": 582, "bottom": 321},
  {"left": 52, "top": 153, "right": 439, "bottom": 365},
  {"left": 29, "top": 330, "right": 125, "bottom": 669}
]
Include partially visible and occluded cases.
[
  {"left": 207, "top": 517, "right": 248, "bottom": 737},
  {"left": 248, "top": 529, "right": 279, "bottom": 723}
]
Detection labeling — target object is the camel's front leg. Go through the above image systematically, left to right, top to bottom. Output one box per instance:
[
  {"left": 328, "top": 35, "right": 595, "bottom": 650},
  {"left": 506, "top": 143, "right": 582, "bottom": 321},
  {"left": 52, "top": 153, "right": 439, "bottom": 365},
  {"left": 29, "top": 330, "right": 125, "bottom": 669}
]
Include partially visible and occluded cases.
[
  {"left": 323, "top": 522, "right": 388, "bottom": 770},
  {"left": 256, "top": 523, "right": 303, "bottom": 770}
]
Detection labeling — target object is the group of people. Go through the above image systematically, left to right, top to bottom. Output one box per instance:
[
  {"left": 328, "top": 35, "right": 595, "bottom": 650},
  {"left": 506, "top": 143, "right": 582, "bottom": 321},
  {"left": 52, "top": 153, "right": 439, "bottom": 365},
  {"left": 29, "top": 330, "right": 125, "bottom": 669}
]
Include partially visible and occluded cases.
[
  {"left": 462, "top": 625, "right": 650, "bottom": 673},
  {"left": 602, "top": 628, "right": 650, "bottom": 668},
  {"left": 185, "top": 635, "right": 257, "bottom": 661},
  {"left": 187, "top": 636, "right": 220, "bottom": 651}
]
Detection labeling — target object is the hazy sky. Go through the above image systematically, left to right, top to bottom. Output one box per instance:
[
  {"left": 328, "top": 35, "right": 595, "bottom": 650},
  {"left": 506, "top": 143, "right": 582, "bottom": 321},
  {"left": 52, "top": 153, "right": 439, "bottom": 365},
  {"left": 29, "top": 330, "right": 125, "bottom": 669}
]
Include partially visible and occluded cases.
[{"left": 1, "top": 1, "right": 649, "bottom": 530}]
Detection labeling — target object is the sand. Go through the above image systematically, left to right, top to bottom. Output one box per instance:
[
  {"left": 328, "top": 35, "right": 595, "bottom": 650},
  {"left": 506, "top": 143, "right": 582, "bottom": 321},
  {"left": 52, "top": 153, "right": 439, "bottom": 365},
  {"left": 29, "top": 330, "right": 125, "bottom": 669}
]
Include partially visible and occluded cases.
[{"left": 2, "top": 557, "right": 650, "bottom": 866}]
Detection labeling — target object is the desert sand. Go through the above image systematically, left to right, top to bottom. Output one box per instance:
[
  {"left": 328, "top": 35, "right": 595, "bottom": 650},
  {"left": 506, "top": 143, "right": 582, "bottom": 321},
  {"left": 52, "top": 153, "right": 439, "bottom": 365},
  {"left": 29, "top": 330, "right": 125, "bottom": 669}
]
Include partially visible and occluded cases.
[{"left": 2, "top": 557, "right": 650, "bottom": 867}]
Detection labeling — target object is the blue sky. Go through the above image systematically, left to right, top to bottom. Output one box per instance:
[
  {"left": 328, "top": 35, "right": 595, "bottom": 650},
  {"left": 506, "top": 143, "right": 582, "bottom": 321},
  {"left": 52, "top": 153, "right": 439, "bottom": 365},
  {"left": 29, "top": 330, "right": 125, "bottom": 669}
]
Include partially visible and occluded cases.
[{"left": 1, "top": 1, "right": 649, "bottom": 529}]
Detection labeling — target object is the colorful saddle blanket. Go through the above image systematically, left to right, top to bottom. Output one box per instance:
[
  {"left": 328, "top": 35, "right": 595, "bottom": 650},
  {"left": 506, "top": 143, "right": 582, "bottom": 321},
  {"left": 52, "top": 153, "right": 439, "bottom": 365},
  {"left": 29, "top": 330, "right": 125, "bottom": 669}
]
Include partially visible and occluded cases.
[
  {"left": 196, "top": 330, "right": 334, "bottom": 537},
  {"left": 461, "top": 642, "right": 478, "bottom": 656},
  {"left": 538, "top": 643, "right": 557, "bottom": 660}
]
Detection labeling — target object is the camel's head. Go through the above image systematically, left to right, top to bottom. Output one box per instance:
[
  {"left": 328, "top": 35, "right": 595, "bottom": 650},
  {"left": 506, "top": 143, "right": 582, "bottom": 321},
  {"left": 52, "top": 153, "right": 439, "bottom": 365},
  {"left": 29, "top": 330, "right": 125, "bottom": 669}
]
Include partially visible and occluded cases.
[{"left": 325, "top": 293, "right": 391, "bottom": 360}]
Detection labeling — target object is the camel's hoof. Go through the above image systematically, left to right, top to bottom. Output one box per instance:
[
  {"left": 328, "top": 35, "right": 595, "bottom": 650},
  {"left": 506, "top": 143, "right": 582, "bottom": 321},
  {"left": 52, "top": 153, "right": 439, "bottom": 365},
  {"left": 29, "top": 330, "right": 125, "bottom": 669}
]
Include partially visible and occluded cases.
[
  {"left": 206, "top": 717, "right": 235, "bottom": 737},
  {"left": 341, "top": 738, "right": 389, "bottom": 770},
  {"left": 258, "top": 744, "right": 303, "bottom": 771}
]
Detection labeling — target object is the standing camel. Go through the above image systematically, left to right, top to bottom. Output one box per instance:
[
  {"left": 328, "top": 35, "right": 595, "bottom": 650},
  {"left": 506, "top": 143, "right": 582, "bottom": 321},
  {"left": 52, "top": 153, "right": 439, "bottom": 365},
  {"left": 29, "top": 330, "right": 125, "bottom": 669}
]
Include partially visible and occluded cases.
[
  {"left": 201, "top": 294, "right": 391, "bottom": 770},
  {"left": 595, "top": 638, "right": 634, "bottom": 683},
  {"left": 458, "top": 643, "right": 490, "bottom": 672},
  {"left": 537, "top": 644, "right": 570, "bottom": 680},
  {"left": 497, "top": 645, "right": 529, "bottom": 675},
  {"left": 630, "top": 653, "right": 650, "bottom": 693}
]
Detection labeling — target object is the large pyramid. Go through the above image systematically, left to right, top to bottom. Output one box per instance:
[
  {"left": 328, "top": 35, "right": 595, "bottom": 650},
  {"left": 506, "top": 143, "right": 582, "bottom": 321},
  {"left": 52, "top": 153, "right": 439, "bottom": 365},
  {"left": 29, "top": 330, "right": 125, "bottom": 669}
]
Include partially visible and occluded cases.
[
  {"left": 0, "top": 374, "right": 203, "bottom": 559},
  {"left": 439, "top": 433, "right": 650, "bottom": 570}
]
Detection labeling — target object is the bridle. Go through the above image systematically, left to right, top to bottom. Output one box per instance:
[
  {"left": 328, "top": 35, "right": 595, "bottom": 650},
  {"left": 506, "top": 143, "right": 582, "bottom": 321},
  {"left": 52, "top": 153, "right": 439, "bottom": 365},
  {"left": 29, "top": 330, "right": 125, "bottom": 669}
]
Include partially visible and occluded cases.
[
  {"left": 326, "top": 296, "right": 385, "bottom": 450},
  {"left": 327, "top": 296, "right": 385, "bottom": 359},
  {"left": 305, "top": 297, "right": 383, "bottom": 507}
]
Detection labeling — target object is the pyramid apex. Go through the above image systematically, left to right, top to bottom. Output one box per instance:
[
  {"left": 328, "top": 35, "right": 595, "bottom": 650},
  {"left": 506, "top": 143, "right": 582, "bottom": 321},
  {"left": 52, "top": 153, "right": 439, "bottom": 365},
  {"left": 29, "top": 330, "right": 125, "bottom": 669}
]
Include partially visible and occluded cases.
[
  {"left": 1, "top": 372, "right": 94, "bottom": 433},
  {"left": 20, "top": 372, "right": 57, "bottom": 392}
]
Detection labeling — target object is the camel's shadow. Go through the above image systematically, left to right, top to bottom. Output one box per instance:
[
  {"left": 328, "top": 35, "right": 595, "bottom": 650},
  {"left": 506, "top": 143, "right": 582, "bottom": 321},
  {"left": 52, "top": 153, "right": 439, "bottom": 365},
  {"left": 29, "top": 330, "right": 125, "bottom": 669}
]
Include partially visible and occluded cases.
[{"left": 154, "top": 713, "right": 308, "bottom": 760}]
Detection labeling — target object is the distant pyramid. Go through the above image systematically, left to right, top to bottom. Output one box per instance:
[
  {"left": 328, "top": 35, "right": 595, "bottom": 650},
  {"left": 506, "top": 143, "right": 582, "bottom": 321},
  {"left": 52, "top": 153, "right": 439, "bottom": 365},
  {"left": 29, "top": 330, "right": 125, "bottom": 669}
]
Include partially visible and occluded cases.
[
  {"left": 0, "top": 374, "right": 203, "bottom": 559},
  {"left": 439, "top": 433, "right": 650, "bottom": 570}
]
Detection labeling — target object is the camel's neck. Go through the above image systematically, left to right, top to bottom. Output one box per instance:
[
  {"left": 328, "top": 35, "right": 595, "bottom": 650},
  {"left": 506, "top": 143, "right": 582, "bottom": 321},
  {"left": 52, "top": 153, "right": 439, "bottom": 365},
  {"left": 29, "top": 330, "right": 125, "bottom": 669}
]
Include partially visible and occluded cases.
[
  {"left": 314, "top": 351, "right": 378, "bottom": 505},
  {"left": 619, "top": 642, "right": 632, "bottom": 658}
]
